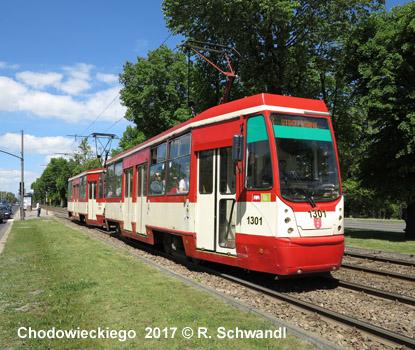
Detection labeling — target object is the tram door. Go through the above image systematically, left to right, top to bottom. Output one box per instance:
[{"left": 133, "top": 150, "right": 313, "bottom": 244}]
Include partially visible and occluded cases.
[
  {"left": 196, "top": 148, "right": 237, "bottom": 255},
  {"left": 136, "top": 164, "right": 147, "bottom": 235},
  {"left": 123, "top": 168, "right": 133, "bottom": 231},
  {"left": 88, "top": 181, "right": 97, "bottom": 221},
  {"left": 74, "top": 183, "right": 79, "bottom": 215}
]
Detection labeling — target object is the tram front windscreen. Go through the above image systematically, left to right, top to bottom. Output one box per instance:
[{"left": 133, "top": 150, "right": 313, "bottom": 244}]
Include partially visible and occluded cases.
[{"left": 271, "top": 113, "right": 341, "bottom": 203}]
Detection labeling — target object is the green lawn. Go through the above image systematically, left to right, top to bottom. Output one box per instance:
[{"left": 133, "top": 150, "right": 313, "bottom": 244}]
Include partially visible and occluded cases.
[
  {"left": 0, "top": 219, "right": 313, "bottom": 350},
  {"left": 345, "top": 228, "right": 415, "bottom": 255}
]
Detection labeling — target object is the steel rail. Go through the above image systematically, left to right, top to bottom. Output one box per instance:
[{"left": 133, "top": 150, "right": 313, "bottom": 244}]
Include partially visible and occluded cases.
[
  {"left": 344, "top": 251, "right": 415, "bottom": 267},
  {"left": 341, "top": 263, "right": 415, "bottom": 282},
  {"left": 213, "top": 273, "right": 415, "bottom": 349},
  {"left": 324, "top": 276, "right": 415, "bottom": 306}
]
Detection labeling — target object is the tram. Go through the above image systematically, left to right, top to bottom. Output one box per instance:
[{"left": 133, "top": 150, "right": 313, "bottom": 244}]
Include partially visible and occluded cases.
[
  {"left": 69, "top": 93, "right": 344, "bottom": 276},
  {"left": 67, "top": 168, "right": 106, "bottom": 227}
]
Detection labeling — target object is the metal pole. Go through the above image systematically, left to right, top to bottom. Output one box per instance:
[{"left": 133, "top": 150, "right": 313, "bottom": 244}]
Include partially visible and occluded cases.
[{"left": 20, "top": 130, "right": 24, "bottom": 220}]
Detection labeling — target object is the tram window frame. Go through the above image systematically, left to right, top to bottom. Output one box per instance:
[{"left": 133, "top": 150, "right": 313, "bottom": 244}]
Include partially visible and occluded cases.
[
  {"left": 245, "top": 115, "right": 273, "bottom": 190},
  {"left": 167, "top": 133, "right": 191, "bottom": 196},
  {"left": 149, "top": 143, "right": 167, "bottom": 196},
  {"left": 219, "top": 147, "right": 236, "bottom": 195},
  {"left": 199, "top": 150, "right": 213, "bottom": 195},
  {"left": 105, "top": 161, "right": 123, "bottom": 199},
  {"left": 137, "top": 163, "right": 148, "bottom": 197},
  {"left": 104, "top": 164, "right": 114, "bottom": 198},
  {"left": 125, "top": 167, "right": 133, "bottom": 198},
  {"left": 97, "top": 173, "right": 104, "bottom": 199},
  {"left": 79, "top": 176, "right": 87, "bottom": 200},
  {"left": 68, "top": 180, "right": 73, "bottom": 200},
  {"left": 89, "top": 181, "right": 97, "bottom": 200}
]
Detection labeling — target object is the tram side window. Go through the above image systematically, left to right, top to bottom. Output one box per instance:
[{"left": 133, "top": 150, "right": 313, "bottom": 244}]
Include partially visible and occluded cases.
[
  {"left": 246, "top": 115, "right": 273, "bottom": 189},
  {"left": 167, "top": 134, "right": 191, "bottom": 195},
  {"left": 149, "top": 143, "right": 167, "bottom": 196},
  {"left": 220, "top": 147, "right": 236, "bottom": 194},
  {"left": 199, "top": 150, "right": 213, "bottom": 194},
  {"left": 105, "top": 161, "right": 123, "bottom": 198},
  {"left": 114, "top": 162, "right": 123, "bottom": 197},
  {"left": 105, "top": 164, "right": 114, "bottom": 198},
  {"left": 137, "top": 164, "right": 148, "bottom": 196},
  {"left": 143, "top": 164, "right": 147, "bottom": 196},
  {"left": 98, "top": 173, "right": 103, "bottom": 199},
  {"left": 79, "top": 176, "right": 87, "bottom": 200},
  {"left": 68, "top": 180, "right": 73, "bottom": 200},
  {"left": 89, "top": 181, "right": 97, "bottom": 200}
]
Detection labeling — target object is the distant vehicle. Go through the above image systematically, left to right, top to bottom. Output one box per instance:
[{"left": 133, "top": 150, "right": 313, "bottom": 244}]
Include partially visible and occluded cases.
[
  {"left": 0, "top": 205, "right": 11, "bottom": 219},
  {"left": 0, "top": 210, "right": 3, "bottom": 223}
]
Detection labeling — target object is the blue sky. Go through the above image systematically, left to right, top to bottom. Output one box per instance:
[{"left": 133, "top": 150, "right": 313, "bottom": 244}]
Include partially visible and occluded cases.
[{"left": 0, "top": 0, "right": 409, "bottom": 197}]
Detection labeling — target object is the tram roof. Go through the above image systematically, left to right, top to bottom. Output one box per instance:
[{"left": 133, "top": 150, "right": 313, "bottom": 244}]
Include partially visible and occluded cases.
[
  {"left": 107, "top": 93, "right": 329, "bottom": 165},
  {"left": 68, "top": 168, "right": 106, "bottom": 182}
]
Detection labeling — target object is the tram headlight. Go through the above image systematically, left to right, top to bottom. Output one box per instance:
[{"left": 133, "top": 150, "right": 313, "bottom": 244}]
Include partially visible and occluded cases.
[
  {"left": 339, "top": 215, "right": 343, "bottom": 221},
  {"left": 284, "top": 217, "right": 291, "bottom": 224},
  {"left": 338, "top": 225, "right": 342, "bottom": 231},
  {"left": 287, "top": 228, "right": 294, "bottom": 234}
]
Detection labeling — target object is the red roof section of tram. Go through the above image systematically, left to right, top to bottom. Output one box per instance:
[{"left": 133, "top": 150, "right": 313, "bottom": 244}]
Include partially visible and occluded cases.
[{"left": 108, "top": 93, "right": 329, "bottom": 163}]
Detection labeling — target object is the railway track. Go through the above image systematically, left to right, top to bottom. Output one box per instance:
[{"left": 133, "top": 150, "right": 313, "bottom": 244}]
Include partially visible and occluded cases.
[
  {"left": 52, "top": 209, "right": 415, "bottom": 348},
  {"left": 341, "top": 250, "right": 415, "bottom": 282},
  {"left": 344, "top": 251, "right": 415, "bottom": 267},
  {"left": 340, "top": 263, "right": 415, "bottom": 282}
]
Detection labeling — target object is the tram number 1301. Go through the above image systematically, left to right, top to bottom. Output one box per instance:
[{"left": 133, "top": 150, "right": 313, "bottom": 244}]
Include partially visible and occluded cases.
[
  {"left": 308, "top": 209, "right": 327, "bottom": 218},
  {"left": 246, "top": 216, "right": 263, "bottom": 225}
]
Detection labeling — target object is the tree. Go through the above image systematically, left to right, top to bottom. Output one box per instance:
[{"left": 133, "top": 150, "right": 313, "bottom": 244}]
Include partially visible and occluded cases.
[
  {"left": 162, "top": 0, "right": 383, "bottom": 97},
  {"left": 162, "top": 1, "right": 384, "bottom": 210},
  {"left": 350, "top": 2, "right": 415, "bottom": 239},
  {"left": 118, "top": 45, "right": 191, "bottom": 147},
  {"left": 111, "top": 126, "right": 145, "bottom": 157},
  {"left": 70, "top": 137, "right": 101, "bottom": 175},
  {"left": 31, "top": 139, "right": 101, "bottom": 206},
  {"left": 32, "top": 158, "right": 73, "bottom": 206}
]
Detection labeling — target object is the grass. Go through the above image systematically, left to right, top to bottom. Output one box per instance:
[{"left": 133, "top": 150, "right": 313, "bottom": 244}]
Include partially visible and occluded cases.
[
  {"left": 0, "top": 218, "right": 314, "bottom": 350},
  {"left": 344, "top": 228, "right": 415, "bottom": 255}
]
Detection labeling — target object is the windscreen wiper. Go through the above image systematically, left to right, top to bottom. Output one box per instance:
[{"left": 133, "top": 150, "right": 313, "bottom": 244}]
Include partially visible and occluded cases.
[{"left": 290, "top": 171, "right": 316, "bottom": 208}]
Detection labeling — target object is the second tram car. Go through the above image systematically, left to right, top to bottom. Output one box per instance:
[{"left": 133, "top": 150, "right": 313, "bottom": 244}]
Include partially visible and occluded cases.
[
  {"left": 69, "top": 93, "right": 344, "bottom": 276},
  {"left": 68, "top": 168, "right": 106, "bottom": 227}
]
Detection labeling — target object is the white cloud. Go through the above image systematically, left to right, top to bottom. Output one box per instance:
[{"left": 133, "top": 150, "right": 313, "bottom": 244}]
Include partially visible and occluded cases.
[
  {"left": 0, "top": 61, "right": 20, "bottom": 70},
  {"left": 0, "top": 63, "right": 126, "bottom": 124},
  {"left": 63, "top": 63, "right": 94, "bottom": 80},
  {"left": 16, "top": 71, "right": 63, "bottom": 90},
  {"left": 96, "top": 73, "right": 118, "bottom": 84},
  {"left": 0, "top": 77, "right": 28, "bottom": 111},
  {"left": 0, "top": 133, "right": 75, "bottom": 155},
  {"left": 0, "top": 168, "right": 39, "bottom": 194}
]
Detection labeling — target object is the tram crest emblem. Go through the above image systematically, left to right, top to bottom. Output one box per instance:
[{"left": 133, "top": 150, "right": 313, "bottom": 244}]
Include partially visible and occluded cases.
[{"left": 314, "top": 217, "right": 322, "bottom": 229}]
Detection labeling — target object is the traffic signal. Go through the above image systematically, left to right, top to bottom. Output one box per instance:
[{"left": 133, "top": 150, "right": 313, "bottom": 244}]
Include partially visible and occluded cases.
[{"left": 18, "top": 182, "right": 24, "bottom": 196}]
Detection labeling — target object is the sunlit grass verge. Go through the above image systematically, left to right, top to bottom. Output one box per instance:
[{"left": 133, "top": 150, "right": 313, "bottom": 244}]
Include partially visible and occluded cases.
[
  {"left": 0, "top": 219, "right": 314, "bottom": 350},
  {"left": 345, "top": 228, "right": 415, "bottom": 255}
]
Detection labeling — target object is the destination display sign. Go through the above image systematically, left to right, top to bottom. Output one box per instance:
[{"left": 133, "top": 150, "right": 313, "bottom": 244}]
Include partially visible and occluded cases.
[{"left": 271, "top": 113, "right": 329, "bottom": 130}]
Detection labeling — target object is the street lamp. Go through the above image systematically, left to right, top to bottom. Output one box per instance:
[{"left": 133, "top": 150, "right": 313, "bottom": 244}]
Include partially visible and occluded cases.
[{"left": 0, "top": 130, "right": 24, "bottom": 220}]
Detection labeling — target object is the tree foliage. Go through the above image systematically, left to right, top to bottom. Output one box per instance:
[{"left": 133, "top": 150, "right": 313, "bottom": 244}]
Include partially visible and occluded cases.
[
  {"left": 114, "top": 1, "right": 414, "bottom": 237},
  {"left": 348, "top": 2, "right": 415, "bottom": 238},
  {"left": 118, "top": 45, "right": 191, "bottom": 145},
  {"left": 31, "top": 139, "right": 101, "bottom": 206},
  {"left": 31, "top": 158, "right": 73, "bottom": 206}
]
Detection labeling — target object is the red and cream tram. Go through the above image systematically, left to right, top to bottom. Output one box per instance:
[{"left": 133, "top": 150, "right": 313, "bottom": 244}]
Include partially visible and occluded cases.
[
  {"left": 69, "top": 93, "right": 344, "bottom": 276},
  {"left": 68, "top": 168, "right": 106, "bottom": 227}
]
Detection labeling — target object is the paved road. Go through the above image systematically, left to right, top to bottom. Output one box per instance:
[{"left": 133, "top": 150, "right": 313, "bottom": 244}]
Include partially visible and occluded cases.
[
  {"left": 0, "top": 205, "right": 18, "bottom": 241},
  {"left": 344, "top": 218, "right": 405, "bottom": 232}
]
